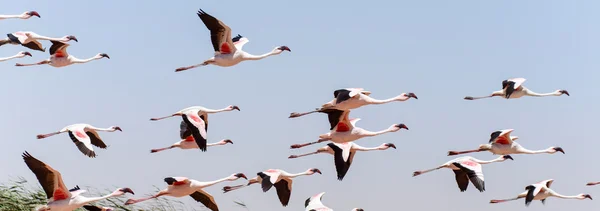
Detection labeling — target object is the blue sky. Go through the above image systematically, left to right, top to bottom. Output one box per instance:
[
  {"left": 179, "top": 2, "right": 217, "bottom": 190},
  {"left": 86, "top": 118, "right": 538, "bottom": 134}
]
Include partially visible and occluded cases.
[{"left": 1, "top": 0, "right": 598, "bottom": 210}]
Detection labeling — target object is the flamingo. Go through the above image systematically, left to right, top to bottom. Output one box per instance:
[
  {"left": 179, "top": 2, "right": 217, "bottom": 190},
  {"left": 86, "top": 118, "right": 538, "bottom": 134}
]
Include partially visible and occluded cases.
[
  {"left": 174, "top": 9, "right": 290, "bottom": 72},
  {"left": 0, "top": 11, "right": 40, "bottom": 20},
  {"left": 0, "top": 31, "right": 77, "bottom": 52},
  {"left": 15, "top": 41, "right": 109, "bottom": 68},
  {"left": 0, "top": 51, "right": 31, "bottom": 62},
  {"left": 464, "top": 78, "right": 569, "bottom": 100},
  {"left": 289, "top": 88, "right": 417, "bottom": 119},
  {"left": 149, "top": 105, "right": 240, "bottom": 151},
  {"left": 290, "top": 110, "right": 408, "bottom": 149},
  {"left": 36, "top": 123, "right": 122, "bottom": 158},
  {"left": 447, "top": 129, "right": 565, "bottom": 156},
  {"left": 150, "top": 137, "right": 233, "bottom": 153},
  {"left": 288, "top": 142, "right": 396, "bottom": 180},
  {"left": 22, "top": 151, "right": 134, "bottom": 211},
  {"left": 412, "top": 155, "right": 513, "bottom": 192},
  {"left": 222, "top": 168, "right": 322, "bottom": 207},
  {"left": 124, "top": 173, "right": 247, "bottom": 211},
  {"left": 490, "top": 179, "right": 592, "bottom": 206},
  {"left": 587, "top": 182, "right": 600, "bottom": 186},
  {"left": 304, "top": 192, "right": 364, "bottom": 211},
  {"left": 82, "top": 205, "right": 114, "bottom": 211}
]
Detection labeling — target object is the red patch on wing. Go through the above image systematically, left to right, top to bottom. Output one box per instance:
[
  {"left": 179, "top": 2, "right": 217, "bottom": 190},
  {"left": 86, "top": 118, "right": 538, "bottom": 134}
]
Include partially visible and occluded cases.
[
  {"left": 220, "top": 43, "right": 231, "bottom": 54},
  {"left": 55, "top": 51, "right": 66, "bottom": 58},
  {"left": 189, "top": 115, "right": 201, "bottom": 123},
  {"left": 336, "top": 122, "right": 350, "bottom": 132},
  {"left": 75, "top": 131, "right": 87, "bottom": 139},
  {"left": 184, "top": 136, "right": 195, "bottom": 142},
  {"left": 495, "top": 137, "right": 510, "bottom": 145},
  {"left": 461, "top": 161, "right": 478, "bottom": 167},
  {"left": 266, "top": 169, "right": 278, "bottom": 173},
  {"left": 173, "top": 181, "right": 187, "bottom": 186},
  {"left": 53, "top": 189, "right": 68, "bottom": 201}
]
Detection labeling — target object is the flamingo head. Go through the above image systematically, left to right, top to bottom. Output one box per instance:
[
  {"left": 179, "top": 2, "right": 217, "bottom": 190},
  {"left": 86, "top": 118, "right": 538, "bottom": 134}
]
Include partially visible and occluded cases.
[
  {"left": 26, "top": 11, "right": 41, "bottom": 18},
  {"left": 64, "top": 35, "right": 78, "bottom": 42},
  {"left": 277, "top": 46, "right": 291, "bottom": 52},
  {"left": 20, "top": 51, "right": 32, "bottom": 57},
  {"left": 98, "top": 53, "right": 110, "bottom": 59},
  {"left": 559, "top": 90, "right": 570, "bottom": 96},
  {"left": 401, "top": 92, "right": 418, "bottom": 100},
  {"left": 228, "top": 105, "right": 241, "bottom": 111},
  {"left": 391, "top": 124, "right": 409, "bottom": 132},
  {"left": 111, "top": 126, "right": 123, "bottom": 132},
  {"left": 221, "top": 139, "right": 234, "bottom": 144},
  {"left": 384, "top": 143, "right": 396, "bottom": 149},
  {"left": 551, "top": 147, "right": 565, "bottom": 154},
  {"left": 502, "top": 155, "right": 514, "bottom": 160},
  {"left": 309, "top": 168, "right": 322, "bottom": 175},
  {"left": 233, "top": 173, "right": 248, "bottom": 180},
  {"left": 113, "top": 187, "right": 134, "bottom": 196},
  {"left": 580, "top": 194, "right": 593, "bottom": 200},
  {"left": 352, "top": 209, "right": 365, "bottom": 211}
]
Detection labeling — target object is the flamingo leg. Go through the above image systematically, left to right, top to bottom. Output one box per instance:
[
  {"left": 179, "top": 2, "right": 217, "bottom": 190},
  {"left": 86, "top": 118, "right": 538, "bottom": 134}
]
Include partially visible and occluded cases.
[
  {"left": 15, "top": 60, "right": 49, "bottom": 67},
  {"left": 175, "top": 62, "right": 209, "bottom": 72},
  {"left": 290, "top": 138, "right": 330, "bottom": 149},
  {"left": 150, "top": 146, "right": 175, "bottom": 153},
  {"left": 447, "top": 149, "right": 483, "bottom": 156}
]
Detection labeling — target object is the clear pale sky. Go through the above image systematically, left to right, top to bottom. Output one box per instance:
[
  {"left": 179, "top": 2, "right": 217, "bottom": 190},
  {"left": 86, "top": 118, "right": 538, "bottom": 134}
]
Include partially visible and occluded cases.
[{"left": 1, "top": 0, "right": 598, "bottom": 210}]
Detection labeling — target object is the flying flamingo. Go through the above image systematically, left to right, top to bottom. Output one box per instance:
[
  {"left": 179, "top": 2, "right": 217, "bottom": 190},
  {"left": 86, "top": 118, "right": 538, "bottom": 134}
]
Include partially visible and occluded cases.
[
  {"left": 174, "top": 9, "right": 290, "bottom": 72},
  {"left": 0, "top": 11, "right": 40, "bottom": 20},
  {"left": 0, "top": 31, "right": 77, "bottom": 52},
  {"left": 15, "top": 41, "right": 109, "bottom": 68},
  {"left": 0, "top": 51, "right": 31, "bottom": 62},
  {"left": 464, "top": 78, "right": 569, "bottom": 100},
  {"left": 289, "top": 88, "right": 417, "bottom": 119},
  {"left": 149, "top": 105, "right": 240, "bottom": 151},
  {"left": 290, "top": 110, "right": 408, "bottom": 149},
  {"left": 36, "top": 123, "right": 122, "bottom": 158},
  {"left": 447, "top": 129, "right": 565, "bottom": 156},
  {"left": 150, "top": 137, "right": 233, "bottom": 153},
  {"left": 288, "top": 142, "right": 396, "bottom": 180},
  {"left": 22, "top": 151, "right": 134, "bottom": 211},
  {"left": 413, "top": 155, "right": 513, "bottom": 192},
  {"left": 222, "top": 168, "right": 322, "bottom": 207},
  {"left": 124, "top": 173, "right": 247, "bottom": 211},
  {"left": 490, "top": 179, "right": 592, "bottom": 206},
  {"left": 587, "top": 182, "right": 600, "bottom": 186},
  {"left": 304, "top": 192, "right": 364, "bottom": 211},
  {"left": 83, "top": 205, "right": 114, "bottom": 211}
]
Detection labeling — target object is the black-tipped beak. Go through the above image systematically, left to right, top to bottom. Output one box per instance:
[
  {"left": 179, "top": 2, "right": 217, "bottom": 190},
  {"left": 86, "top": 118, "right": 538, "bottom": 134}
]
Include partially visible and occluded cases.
[
  {"left": 29, "top": 11, "right": 41, "bottom": 18},
  {"left": 70, "top": 36, "right": 79, "bottom": 42},
  {"left": 278, "top": 46, "right": 291, "bottom": 52},
  {"left": 23, "top": 52, "right": 32, "bottom": 57},
  {"left": 100, "top": 53, "right": 110, "bottom": 59},
  {"left": 560, "top": 90, "right": 570, "bottom": 96},
  {"left": 408, "top": 93, "right": 418, "bottom": 99},
  {"left": 232, "top": 106, "right": 240, "bottom": 111},
  {"left": 397, "top": 124, "right": 409, "bottom": 130},
  {"left": 115, "top": 127, "right": 122, "bottom": 132},
  {"left": 224, "top": 139, "right": 233, "bottom": 144},
  {"left": 386, "top": 143, "right": 397, "bottom": 149},
  {"left": 554, "top": 147, "right": 565, "bottom": 154},
  {"left": 503, "top": 155, "right": 514, "bottom": 160},
  {"left": 313, "top": 169, "right": 322, "bottom": 174},
  {"left": 236, "top": 173, "right": 248, "bottom": 180},
  {"left": 120, "top": 188, "right": 135, "bottom": 195},
  {"left": 585, "top": 194, "right": 593, "bottom": 200}
]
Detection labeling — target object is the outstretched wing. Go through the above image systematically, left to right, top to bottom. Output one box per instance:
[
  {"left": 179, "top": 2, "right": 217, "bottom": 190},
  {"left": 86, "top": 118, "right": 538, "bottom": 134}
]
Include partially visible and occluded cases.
[
  {"left": 197, "top": 9, "right": 235, "bottom": 55},
  {"left": 232, "top": 34, "right": 249, "bottom": 51},
  {"left": 49, "top": 41, "right": 69, "bottom": 57},
  {"left": 182, "top": 112, "right": 208, "bottom": 151},
  {"left": 68, "top": 129, "right": 96, "bottom": 158},
  {"left": 86, "top": 130, "right": 107, "bottom": 149},
  {"left": 22, "top": 151, "right": 71, "bottom": 201},
  {"left": 453, "top": 161, "right": 485, "bottom": 192},
  {"left": 453, "top": 170, "right": 469, "bottom": 192},
  {"left": 274, "top": 178, "right": 292, "bottom": 206},
  {"left": 190, "top": 190, "right": 219, "bottom": 211}
]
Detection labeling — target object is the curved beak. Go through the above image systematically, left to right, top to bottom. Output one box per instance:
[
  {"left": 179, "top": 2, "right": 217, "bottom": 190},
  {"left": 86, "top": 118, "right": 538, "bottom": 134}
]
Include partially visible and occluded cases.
[
  {"left": 29, "top": 11, "right": 41, "bottom": 18},
  {"left": 70, "top": 36, "right": 79, "bottom": 42},
  {"left": 278, "top": 46, "right": 291, "bottom": 52},
  {"left": 23, "top": 52, "right": 32, "bottom": 57},
  {"left": 100, "top": 53, "right": 110, "bottom": 59},
  {"left": 560, "top": 90, "right": 570, "bottom": 96},
  {"left": 408, "top": 93, "right": 418, "bottom": 99},
  {"left": 232, "top": 106, "right": 240, "bottom": 111},
  {"left": 396, "top": 124, "right": 409, "bottom": 130},
  {"left": 115, "top": 127, "right": 123, "bottom": 132},
  {"left": 223, "top": 139, "right": 233, "bottom": 144},
  {"left": 386, "top": 143, "right": 397, "bottom": 149},
  {"left": 554, "top": 147, "right": 565, "bottom": 154},
  {"left": 503, "top": 155, "right": 514, "bottom": 160},
  {"left": 314, "top": 169, "right": 322, "bottom": 174},
  {"left": 236, "top": 173, "right": 248, "bottom": 180},
  {"left": 119, "top": 188, "right": 135, "bottom": 195},
  {"left": 586, "top": 194, "right": 593, "bottom": 200}
]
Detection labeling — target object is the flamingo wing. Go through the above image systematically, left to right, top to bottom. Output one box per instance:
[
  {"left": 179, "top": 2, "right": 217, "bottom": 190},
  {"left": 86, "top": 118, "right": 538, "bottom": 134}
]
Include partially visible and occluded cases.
[
  {"left": 197, "top": 9, "right": 235, "bottom": 55},
  {"left": 232, "top": 34, "right": 249, "bottom": 51},
  {"left": 21, "top": 40, "right": 44, "bottom": 52},
  {"left": 49, "top": 41, "right": 69, "bottom": 57},
  {"left": 508, "top": 78, "right": 526, "bottom": 89},
  {"left": 333, "top": 89, "right": 360, "bottom": 105},
  {"left": 321, "top": 109, "right": 344, "bottom": 130},
  {"left": 333, "top": 110, "right": 354, "bottom": 132},
  {"left": 182, "top": 112, "right": 208, "bottom": 151},
  {"left": 179, "top": 121, "right": 192, "bottom": 139},
  {"left": 68, "top": 128, "right": 97, "bottom": 158},
  {"left": 85, "top": 129, "right": 107, "bottom": 149},
  {"left": 489, "top": 130, "right": 513, "bottom": 145},
  {"left": 327, "top": 143, "right": 351, "bottom": 180},
  {"left": 22, "top": 151, "right": 71, "bottom": 201},
  {"left": 453, "top": 161, "right": 485, "bottom": 192},
  {"left": 257, "top": 170, "right": 280, "bottom": 192},
  {"left": 453, "top": 170, "right": 470, "bottom": 192},
  {"left": 164, "top": 177, "right": 190, "bottom": 186},
  {"left": 274, "top": 178, "right": 292, "bottom": 206},
  {"left": 525, "top": 184, "right": 543, "bottom": 206},
  {"left": 69, "top": 185, "right": 86, "bottom": 197},
  {"left": 190, "top": 190, "right": 219, "bottom": 211},
  {"left": 305, "top": 192, "right": 326, "bottom": 210},
  {"left": 82, "top": 205, "right": 103, "bottom": 211}
]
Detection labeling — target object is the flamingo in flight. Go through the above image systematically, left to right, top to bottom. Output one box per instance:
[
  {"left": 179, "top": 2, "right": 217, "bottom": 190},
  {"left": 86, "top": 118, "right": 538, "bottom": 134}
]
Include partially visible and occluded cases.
[
  {"left": 174, "top": 9, "right": 290, "bottom": 72},
  {"left": 0, "top": 11, "right": 40, "bottom": 20},
  {"left": 0, "top": 31, "right": 77, "bottom": 52},
  {"left": 15, "top": 41, "right": 109, "bottom": 68},
  {"left": 0, "top": 51, "right": 31, "bottom": 62},
  {"left": 464, "top": 78, "right": 569, "bottom": 100},
  {"left": 289, "top": 88, "right": 417, "bottom": 119},
  {"left": 149, "top": 105, "right": 240, "bottom": 151},
  {"left": 290, "top": 110, "right": 408, "bottom": 149},
  {"left": 36, "top": 123, "right": 122, "bottom": 158},
  {"left": 447, "top": 129, "right": 565, "bottom": 156},
  {"left": 150, "top": 136, "right": 233, "bottom": 153},
  {"left": 289, "top": 142, "right": 396, "bottom": 180},
  {"left": 22, "top": 151, "right": 134, "bottom": 211},
  {"left": 413, "top": 155, "right": 513, "bottom": 192},
  {"left": 222, "top": 168, "right": 322, "bottom": 207},
  {"left": 124, "top": 173, "right": 248, "bottom": 211},
  {"left": 490, "top": 179, "right": 592, "bottom": 206},
  {"left": 304, "top": 192, "right": 364, "bottom": 211},
  {"left": 82, "top": 205, "right": 114, "bottom": 211}
]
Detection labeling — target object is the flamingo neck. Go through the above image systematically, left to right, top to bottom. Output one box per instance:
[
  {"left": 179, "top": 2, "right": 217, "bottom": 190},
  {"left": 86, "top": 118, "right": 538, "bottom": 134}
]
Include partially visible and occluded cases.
[
  {"left": 0, "top": 15, "right": 21, "bottom": 19},
  {"left": 243, "top": 51, "right": 277, "bottom": 61},
  {"left": 0, "top": 54, "right": 21, "bottom": 62},
  {"left": 71, "top": 56, "right": 99, "bottom": 64},
  {"left": 526, "top": 90, "right": 561, "bottom": 97},
  {"left": 365, "top": 95, "right": 404, "bottom": 104},
  {"left": 204, "top": 107, "right": 232, "bottom": 114},
  {"left": 361, "top": 128, "right": 393, "bottom": 137},
  {"left": 518, "top": 147, "right": 553, "bottom": 154},
  {"left": 473, "top": 157, "right": 505, "bottom": 164},
  {"left": 286, "top": 171, "right": 311, "bottom": 179},
  {"left": 202, "top": 176, "right": 234, "bottom": 188},
  {"left": 79, "top": 192, "right": 118, "bottom": 205},
  {"left": 551, "top": 192, "right": 582, "bottom": 199}
]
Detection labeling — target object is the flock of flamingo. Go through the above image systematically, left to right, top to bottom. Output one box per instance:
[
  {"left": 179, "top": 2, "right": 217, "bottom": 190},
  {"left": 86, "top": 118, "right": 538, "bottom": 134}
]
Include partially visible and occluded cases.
[{"left": 0, "top": 7, "right": 594, "bottom": 211}]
